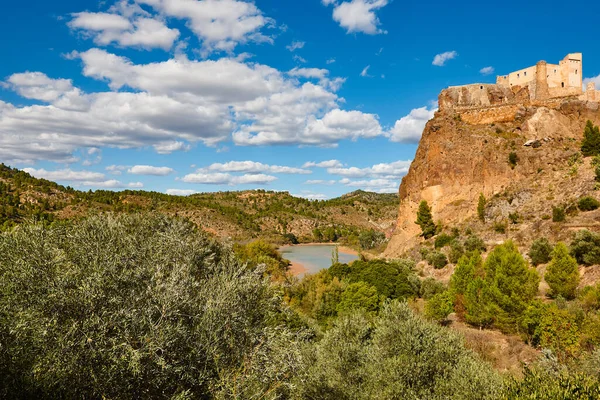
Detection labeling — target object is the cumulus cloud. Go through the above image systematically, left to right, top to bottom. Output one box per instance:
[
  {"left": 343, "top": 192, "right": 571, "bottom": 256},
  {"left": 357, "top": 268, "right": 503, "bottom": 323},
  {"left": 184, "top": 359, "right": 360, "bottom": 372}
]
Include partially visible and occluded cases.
[
  {"left": 138, "top": 0, "right": 274, "bottom": 55},
  {"left": 324, "top": 0, "right": 389, "bottom": 35},
  {"left": 69, "top": 6, "right": 180, "bottom": 51},
  {"left": 286, "top": 41, "right": 305, "bottom": 52},
  {"left": 432, "top": 51, "right": 458, "bottom": 67},
  {"left": 480, "top": 66, "right": 495, "bottom": 75},
  {"left": 584, "top": 75, "right": 600, "bottom": 89},
  {"left": 387, "top": 106, "right": 436, "bottom": 143},
  {"left": 303, "top": 159, "right": 343, "bottom": 168},
  {"left": 327, "top": 160, "right": 412, "bottom": 178},
  {"left": 206, "top": 161, "right": 311, "bottom": 174},
  {"left": 128, "top": 165, "right": 175, "bottom": 175},
  {"left": 23, "top": 168, "right": 105, "bottom": 182},
  {"left": 181, "top": 172, "right": 277, "bottom": 185},
  {"left": 340, "top": 177, "right": 398, "bottom": 193},
  {"left": 82, "top": 179, "right": 144, "bottom": 188},
  {"left": 304, "top": 179, "right": 336, "bottom": 185},
  {"left": 166, "top": 189, "right": 198, "bottom": 196}
]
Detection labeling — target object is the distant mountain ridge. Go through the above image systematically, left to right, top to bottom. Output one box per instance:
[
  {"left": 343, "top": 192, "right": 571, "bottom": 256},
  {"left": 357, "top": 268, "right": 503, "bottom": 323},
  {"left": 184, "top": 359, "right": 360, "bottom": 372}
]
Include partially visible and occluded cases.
[{"left": 0, "top": 164, "right": 398, "bottom": 244}]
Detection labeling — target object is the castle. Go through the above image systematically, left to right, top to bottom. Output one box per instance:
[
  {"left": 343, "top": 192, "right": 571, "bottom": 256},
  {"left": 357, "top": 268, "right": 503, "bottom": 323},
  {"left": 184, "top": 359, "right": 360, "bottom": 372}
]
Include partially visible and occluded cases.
[{"left": 439, "top": 53, "right": 599, "bottom": 115}]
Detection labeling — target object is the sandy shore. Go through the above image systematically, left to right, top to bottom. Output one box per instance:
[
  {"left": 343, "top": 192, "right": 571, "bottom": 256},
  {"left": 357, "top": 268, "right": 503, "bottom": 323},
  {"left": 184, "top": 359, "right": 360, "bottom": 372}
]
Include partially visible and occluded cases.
[{"left": 287, "top": 261, "right": 308, "bottom": 276}]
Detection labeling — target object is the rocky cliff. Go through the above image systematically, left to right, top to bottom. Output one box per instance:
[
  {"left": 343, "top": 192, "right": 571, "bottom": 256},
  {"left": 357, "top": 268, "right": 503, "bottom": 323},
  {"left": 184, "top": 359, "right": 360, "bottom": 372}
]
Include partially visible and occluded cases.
[{"left": 384, "top": 98, "right": 600, "bottom": 258}]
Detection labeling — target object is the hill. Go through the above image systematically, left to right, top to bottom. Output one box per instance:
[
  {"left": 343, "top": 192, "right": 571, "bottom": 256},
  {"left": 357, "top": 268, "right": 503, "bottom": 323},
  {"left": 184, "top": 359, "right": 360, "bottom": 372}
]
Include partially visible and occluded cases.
[{"left": 0, "top": 164, "right": 398, "bottom": 247}]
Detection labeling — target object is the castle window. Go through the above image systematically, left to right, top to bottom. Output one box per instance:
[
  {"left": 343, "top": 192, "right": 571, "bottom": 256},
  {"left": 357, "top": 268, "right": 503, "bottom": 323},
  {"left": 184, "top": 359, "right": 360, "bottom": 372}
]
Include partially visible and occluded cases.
[
  {"left": 576, "top": 70, "right": 578, "bottom": 74},
  {"left": 524, "top": 72, "right": 527, "bottom": 76},
  {"left": 517, "top": 73, "right": 520, "bottom": 78},
  {"left": 562, "top": 82, "right": 565, "bottom": 88},
  {"left": 480, "top": 86, "right": 483, "bottom": 89}
]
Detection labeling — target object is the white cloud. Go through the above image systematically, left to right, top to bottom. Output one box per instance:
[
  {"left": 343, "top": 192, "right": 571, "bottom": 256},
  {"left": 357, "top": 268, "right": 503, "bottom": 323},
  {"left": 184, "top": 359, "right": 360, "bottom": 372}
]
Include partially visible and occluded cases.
[
  {"left": 138, "top": 0, "right": 274, "bottom": 55},
  {"left": 325, "top": 0, "right": 389, "bottom": 35},
  {"left": 69, "top": 10, "right": 180, "bottom": 51},
  {"left": 286, "top": 41, "right": 305, "bottom": 52},
  {"left": 432, "top": 51, "right": 458, "bottom": 66},
  {"left": 293, "top": 54, "right": 307, "bottom": 63},
  {"left": 326, "top": 58, "right": 336, "bottom": 64},
  {"left": 360, "top": 65, "right": 371, "bottom": 77},
  {"left": 480, "top": 66, "right": 495, "bottom": 75},
  {"left": 288, "top": 67, "right": 329, "bottom": 80},
  {"left": 6, "top": 72, "right": 77, "bottom": 103},
  {"left": 583, "top": 75, "right": 600, "bottom": 89},
  {"left": 387, "top": 106, "right": 436, "bottom": 143},
  {"left": 154, "top": 141, "right": 192, "bottom": 154},
  {"left": 303, "top": 159, "right": 343, "bottom": 168},
  {"left": 327, "top": 160, "right": 412, "bottom": 178},
  {"left": 206, "top": 161, "right": 311, "bottom": 174},
  {"left": 106, "top": 165, "right": 128, "bottom": 175},
  {"left": 128, "top": 165, "right": 175, "bottom": 175},
  {"left": 23, "top": 168, "right": 106, "bottom": 182},
  {"left": 181, "top": 172, "right": 277, "bottom": 185},
  {"left": 340, "top": 178, "right": 398, "bottom": 193},
  {"left": 82, "top": 179, "right": 144, "bottom": 188},
  {"left": 304, "top": 179, "right": 336, "bottom": 185},
  {"left": 166, "top": 189, "right": 198, "bottom": 196},
  {"left": 293, "top": 191, "right": 328, "bottom": 200}
]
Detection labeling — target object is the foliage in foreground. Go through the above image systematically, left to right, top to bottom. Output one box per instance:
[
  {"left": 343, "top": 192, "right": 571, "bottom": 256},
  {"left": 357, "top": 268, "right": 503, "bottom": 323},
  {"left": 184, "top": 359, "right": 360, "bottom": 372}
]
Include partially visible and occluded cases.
[{"left": 0, "top": 214, "right": 297, "bottom": 399}]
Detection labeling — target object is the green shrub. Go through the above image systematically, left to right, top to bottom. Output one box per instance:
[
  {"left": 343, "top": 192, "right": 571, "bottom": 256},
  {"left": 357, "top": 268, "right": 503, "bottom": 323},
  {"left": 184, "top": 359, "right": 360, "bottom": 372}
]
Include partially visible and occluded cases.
[
  {"left": 581, "top": 120, "right": 600, "bottom": 157},
  {"left": 509, "top": 152, "right": 519, "bottom": 168},
  {"left": 477, "top": 193, "right": 487, "bottom": 222},
  {"left": 578, "top": 196, "right": 600, "bottom": 211},
  {"left": 416, "top": 200, "right": 436, "bottom": 239},
  {"left": 553, "top": 206, "right": 566, "bottom": 222},
  {"left": 508, "top": 212, "right": 520, "bottom": 224},
  {"left": 0, "top": 214, "right": 292, "bottom": 399},
  {"left": 493, "top": 221, "right": 507, "bottom": 234},
  {"left": 358, "top": 229, "right": 386, "bottom": 250},
  {"left": 570, "top": 229, "right": 600, "bottom": 266},
  {"left": 434, "top": 233, "right": 454, "bottom": 249},
  {"left": 464, "top": 234, "right": 487, "bottom": 252},
  {"left": 529, "top": 238, "right": 553, "bottom": 266},
  {"left": 448, "top": 239, "right": 465, "bottom": 264},
  {"left": 545, "top": 243, "right": 580, "bottom": 300},
  {"left": 427, "top": 251, "right": 448, "bottom": 269},
  {"left": 420, "top": 277, "right": 446, "bottom": 300},
  {"left": 337, "top": 282, "right": 382, "bottom": 314},
  {"left": 425, "top": 291, "right": 454, "bottom": 322},
  {"left": 294, "top": 302, "right": 503, "bottom": 399}
]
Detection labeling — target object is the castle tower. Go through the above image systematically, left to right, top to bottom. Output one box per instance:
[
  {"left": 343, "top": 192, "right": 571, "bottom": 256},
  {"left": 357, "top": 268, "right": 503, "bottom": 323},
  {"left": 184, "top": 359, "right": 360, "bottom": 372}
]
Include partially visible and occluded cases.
[
  {"left": 535, "top": 61, "right": 549, "bottom": 100},
  {"left": 587, "top": 82, "right": 597, "bottom": 102}
]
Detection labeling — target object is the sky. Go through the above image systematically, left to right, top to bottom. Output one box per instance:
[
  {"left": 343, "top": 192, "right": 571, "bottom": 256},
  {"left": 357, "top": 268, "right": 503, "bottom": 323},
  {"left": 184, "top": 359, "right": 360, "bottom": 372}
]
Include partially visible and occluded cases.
[{"left": 1, "top": 0, "right": 600, "bottom": 200}]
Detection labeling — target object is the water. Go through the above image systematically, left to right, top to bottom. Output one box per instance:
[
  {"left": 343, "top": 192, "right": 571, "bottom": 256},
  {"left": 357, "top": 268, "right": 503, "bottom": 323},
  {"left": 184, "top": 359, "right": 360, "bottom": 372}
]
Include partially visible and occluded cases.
[{"left": 279, "top": 244, "right": 359, "bottom": 276}]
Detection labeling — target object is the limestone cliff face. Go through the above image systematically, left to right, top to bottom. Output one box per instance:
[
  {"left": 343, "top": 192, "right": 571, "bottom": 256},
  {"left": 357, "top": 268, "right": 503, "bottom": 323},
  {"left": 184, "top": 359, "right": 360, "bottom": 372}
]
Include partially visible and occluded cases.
[{"left": 384, "top": 99, "right": 600, "bottom": 258}]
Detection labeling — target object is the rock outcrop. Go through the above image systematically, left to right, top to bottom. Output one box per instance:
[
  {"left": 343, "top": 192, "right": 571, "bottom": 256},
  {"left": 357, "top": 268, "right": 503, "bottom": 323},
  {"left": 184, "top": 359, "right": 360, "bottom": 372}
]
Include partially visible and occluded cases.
[{"left": 384, "top": 98, "right": 600, "bottom": 258}]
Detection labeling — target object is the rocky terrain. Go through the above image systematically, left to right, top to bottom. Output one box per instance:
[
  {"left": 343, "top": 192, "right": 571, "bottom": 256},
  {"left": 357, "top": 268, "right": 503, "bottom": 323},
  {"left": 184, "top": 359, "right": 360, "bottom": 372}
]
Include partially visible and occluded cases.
[{"left": 384, "top": 99, "right": 600, "bottom": 258}]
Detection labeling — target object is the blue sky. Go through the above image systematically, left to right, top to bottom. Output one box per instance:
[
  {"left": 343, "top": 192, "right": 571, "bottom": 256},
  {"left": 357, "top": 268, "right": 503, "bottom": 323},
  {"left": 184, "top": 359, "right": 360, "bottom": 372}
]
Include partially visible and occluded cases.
[{"left": 1, "top": 0, "right": 600, "bottom": 199}]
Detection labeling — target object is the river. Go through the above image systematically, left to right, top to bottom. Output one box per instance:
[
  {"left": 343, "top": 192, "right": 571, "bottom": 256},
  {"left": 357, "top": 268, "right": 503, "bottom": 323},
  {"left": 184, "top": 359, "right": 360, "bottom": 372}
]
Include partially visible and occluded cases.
[{"left": 279, "top": 244, "right": 359, "bottom": 276}]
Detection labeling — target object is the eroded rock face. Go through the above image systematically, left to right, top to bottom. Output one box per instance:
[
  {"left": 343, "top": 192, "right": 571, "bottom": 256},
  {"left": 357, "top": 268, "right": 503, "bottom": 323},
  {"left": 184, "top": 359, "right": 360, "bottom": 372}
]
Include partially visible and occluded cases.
[{"left": 384, "top": 101, "right": 600, "bottom": 258}]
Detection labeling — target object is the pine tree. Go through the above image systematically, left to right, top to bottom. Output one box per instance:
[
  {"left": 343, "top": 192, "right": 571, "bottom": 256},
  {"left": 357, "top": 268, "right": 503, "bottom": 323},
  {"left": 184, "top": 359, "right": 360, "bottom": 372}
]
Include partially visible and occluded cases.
[
  {"left": 581, "top": 120, "right": 600, "bottom": 157},
  {"left": 477, "top": 193, "right": 486, "bottom": 222},
  {"left": 415, "top": 200, "right": 436, "bottom": 239},
  {"left": 545, "top": 242, "right": 580, "bottom": 300}
]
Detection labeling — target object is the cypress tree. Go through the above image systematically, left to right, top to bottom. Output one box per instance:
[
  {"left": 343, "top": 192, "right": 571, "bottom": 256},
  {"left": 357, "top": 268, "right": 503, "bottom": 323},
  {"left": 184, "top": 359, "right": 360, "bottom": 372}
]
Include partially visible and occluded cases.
[
  {"left": 477, "top": 193, "right": 486, "bottom": 222},
  {"left": 415, "top": 200, "right": 436, "bottom": 239}
]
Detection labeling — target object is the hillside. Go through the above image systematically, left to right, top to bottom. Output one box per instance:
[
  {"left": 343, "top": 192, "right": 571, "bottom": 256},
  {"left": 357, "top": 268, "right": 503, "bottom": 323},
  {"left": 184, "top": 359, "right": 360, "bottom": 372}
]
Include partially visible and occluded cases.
[
  {"left": 384, "top": 99, "right": 600, "bottom": 259},
  {"left": 0, "top": 164, "right": 398, "bottom": 246}
]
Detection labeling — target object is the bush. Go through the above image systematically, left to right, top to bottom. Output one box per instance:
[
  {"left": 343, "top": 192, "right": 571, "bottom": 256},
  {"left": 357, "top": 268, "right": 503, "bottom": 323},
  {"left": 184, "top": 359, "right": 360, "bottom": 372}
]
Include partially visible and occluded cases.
[
  {"left": 581, "top": 120, "right": 600, "bottom": 157},
  {"left": 509, "top": 152, "right": 519, "bottom": 168},
  {"left": 477, "top": 193, "right": 487, "bottom": 222},
  {"left": 578, "top": 196, "right": 600, "bottom": 211},
  {"left": 415, "top": 200, "right": 436, "bottom": 239},
  {"left": 553, "top": 206, "right": 566, "bottom": 222},
  {"left": 0, "top": 214, "right": 292, "bottom": 399},
  {"left": 493, "top": 221, "right": 507, "bottom": 234},
  {"left": 358, "top": 229, "right": 386, "bottom": 250},
  {"left": 571, "top": 230, "right": 600, "bottom": 266},
  {"left": 434, "top": 233, "right": 454, "bottom": 249},
  {"left": 464, "top": 234, "right": 487, "bottom": 252},
  {"left": 529, "top": 238, "right": 553, "bottom": 266},
  {"left": 448, "top": 239, "right": 465, "bottom": 264},
  {"left": 545, "top": 243, "right": 580, "bottom": 300},
  {"left": 427, "top": 251, "right": 448, "bottom": 269},
  {"left": 420, "top": 277, "right": 446, "bottom": 300},
  {"left": 337, "top": 282, "right": 382, "bottom": 314},
  {"left": 425, "top": 291, "right": 454, "bottom": 322},
  {"left": 295, "top": 302, "right": 503, "bottom": 399}
]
